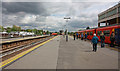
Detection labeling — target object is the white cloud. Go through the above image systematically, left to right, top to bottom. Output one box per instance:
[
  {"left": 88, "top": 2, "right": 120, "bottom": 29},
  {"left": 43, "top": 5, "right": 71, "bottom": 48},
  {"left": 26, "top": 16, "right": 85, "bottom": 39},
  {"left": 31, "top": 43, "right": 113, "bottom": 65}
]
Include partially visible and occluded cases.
[
  {"left": 2, "top": 0, "right": 119, "bottom": 2},
  {"left": 2, "top": 2, "right": 118, "bottom": 32},
  {"left": 21, "top": 15, "right": 36, "bottom": 23}
]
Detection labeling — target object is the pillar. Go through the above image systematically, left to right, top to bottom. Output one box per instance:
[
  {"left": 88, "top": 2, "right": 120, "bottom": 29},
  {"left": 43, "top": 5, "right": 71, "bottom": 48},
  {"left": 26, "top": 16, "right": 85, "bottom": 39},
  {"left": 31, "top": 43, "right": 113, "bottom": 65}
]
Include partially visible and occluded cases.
[{"left": 98, "top": 23, "right": 100, "bottom": 27}]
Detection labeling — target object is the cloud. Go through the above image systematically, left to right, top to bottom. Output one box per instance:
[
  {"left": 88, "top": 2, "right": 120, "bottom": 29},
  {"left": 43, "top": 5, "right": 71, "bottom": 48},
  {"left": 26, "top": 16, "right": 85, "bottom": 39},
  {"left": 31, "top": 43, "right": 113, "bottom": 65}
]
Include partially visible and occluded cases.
[
  {"left": 2, "top": 0, "right": 120, "bottom": 2},
  {"left": 0, "top": 2, "right": 2, "bottom": 26},
  {"left": 2, "top": 2, "right": 118, "bottom": 32},
  {"left": 2, "top": 2, "right": 49, "bottom": 16}
]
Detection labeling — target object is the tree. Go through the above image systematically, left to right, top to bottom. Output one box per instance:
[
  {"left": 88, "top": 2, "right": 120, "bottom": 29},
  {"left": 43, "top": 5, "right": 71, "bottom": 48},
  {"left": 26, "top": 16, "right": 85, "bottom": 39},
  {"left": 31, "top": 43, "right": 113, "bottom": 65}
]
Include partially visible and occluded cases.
[
  {"left": 0, "top": 25, "right": 4, "bottom": 32},
  {"left": 11, "top": 25, "right": 21, "bottom": 32},
  {"left": 12, "top": 25, "right": 17, "bottom": 31},
  {"left": 18, "top": 26, "right": 21, "bottom": 32},
  {"left": 86, "top": 26, "right": 90, "bottom": 29},
  {"left": 6, "top": 27, "right": 12, "bottom": 34},
  {"left": 26, "top": 29, "right": 32, "bottom": 32},
  {"left": 32, "top": 29, "right": 41, "bottom": 35},
  {"left": 33, "top": 29, "right": 37, "bottom": 34},
  {"left": 37, "top": 30, "right": 43, "bottom": 35},
  {"left": 46, "top": 30, "right": 49, "bottom": 35},
  {"left": 55, "top": 31, "right": 57, "bottom": 33},
  {"left": 57, "top": 32, "right": 60, "bottom": 35},
  {"left": 68, "top": 32, "right": 70, "bottom": 35},
  {"left": 70, "top": 32, "right": 74, "bottom": 35}
]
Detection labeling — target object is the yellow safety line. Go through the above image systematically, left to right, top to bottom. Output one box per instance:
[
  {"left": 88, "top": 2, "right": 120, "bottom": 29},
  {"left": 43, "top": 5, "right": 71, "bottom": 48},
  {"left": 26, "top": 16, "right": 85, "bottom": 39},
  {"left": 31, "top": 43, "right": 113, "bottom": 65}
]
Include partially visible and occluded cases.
[
  {"left": 0, "top": 36, "right": 58, "bottom": 68},
  {"left": 69, "top": 36, "right": 73, "bottom": 38},
  {"left": 106, "top": 46, "right": 119, "bottom": 52}
]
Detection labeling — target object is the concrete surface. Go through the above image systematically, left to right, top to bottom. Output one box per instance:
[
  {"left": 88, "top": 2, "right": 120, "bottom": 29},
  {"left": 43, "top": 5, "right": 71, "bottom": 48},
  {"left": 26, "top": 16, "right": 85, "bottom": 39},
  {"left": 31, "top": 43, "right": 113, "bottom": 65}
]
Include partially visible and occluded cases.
[
  {"left": 1, "top": 35, "right": 48, "bottom": 42},
  {"left": 4, "top": 35, "right": 118, "bottom": 69},
  {"left": 5, "top": 36, "right": 60, "bottom": 69},
  {"left": 57, "top": 36, "right": 118, "bottom": 69}
]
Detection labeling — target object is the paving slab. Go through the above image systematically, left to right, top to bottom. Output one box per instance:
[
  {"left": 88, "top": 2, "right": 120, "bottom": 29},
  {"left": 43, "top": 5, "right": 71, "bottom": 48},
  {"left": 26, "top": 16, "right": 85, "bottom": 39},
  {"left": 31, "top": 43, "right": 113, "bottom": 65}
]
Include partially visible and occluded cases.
[
  {"left": 4, "top": 35, "right": 118, "bottom": 69},
  {"left": 5, "top": 36, "right": 60, "bottom": 69},
  {"left": 57, "top": 36, "right": 118, "bottom": 69}
]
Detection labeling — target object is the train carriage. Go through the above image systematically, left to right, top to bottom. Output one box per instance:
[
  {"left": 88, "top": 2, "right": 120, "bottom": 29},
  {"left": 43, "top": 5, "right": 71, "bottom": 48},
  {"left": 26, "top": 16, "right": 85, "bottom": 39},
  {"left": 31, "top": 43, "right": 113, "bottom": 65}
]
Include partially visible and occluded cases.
[
  {"left": 77, "top": 25, "right": 120, "bottom": 46},
  {"left": 96, "top": 25, "right": 120, "bottom": 44},
  {"left": 115, "top": 26, "right": 120, "bottom": 46},
  {"left": 77, "top": 29, "right": 96, "bottom": 39},
  {"left": 85, "top": 29, "right": 96, "bottom": 40},
  {"left": 77, "top": 30, "right": 85, "bottom": 38},
  {"left": 51, "top": 33, "right": 58, "bottom": 36}
]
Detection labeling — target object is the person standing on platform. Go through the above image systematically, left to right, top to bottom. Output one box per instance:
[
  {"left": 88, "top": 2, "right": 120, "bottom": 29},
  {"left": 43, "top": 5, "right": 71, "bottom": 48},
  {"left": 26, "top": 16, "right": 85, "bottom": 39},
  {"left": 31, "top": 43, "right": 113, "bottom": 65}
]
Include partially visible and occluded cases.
[
  {"left": 100, "top": 32, "right": 105, "bottom": 48},
  {"left": 110, "top": 32, "right": 115, "bottom": 47},
  {"left": 73, "top": 33, "right": 76, "bottom": 40},
  {"left": 76, "top": 33, "right": 78, "bottom": 39},
  {"left": 79, "top": 33, "right": 80, "bottom": 39},
  {"left": 81, "top": 33, "right": 83, "bottom": 40},
  {"left": 85, "top": 33, "right": 87, "bottom": 41},
  {"left": 92, "top": 34, "right": 99, "bottom": 52}
]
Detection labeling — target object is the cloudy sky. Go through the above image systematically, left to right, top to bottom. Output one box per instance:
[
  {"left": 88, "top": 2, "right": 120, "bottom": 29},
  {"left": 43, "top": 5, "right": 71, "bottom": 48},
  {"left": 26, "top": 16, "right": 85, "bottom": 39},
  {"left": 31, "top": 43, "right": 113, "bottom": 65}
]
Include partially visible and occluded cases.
[{"left": 1, "top": 0, "right": 119, "bottom": 32}]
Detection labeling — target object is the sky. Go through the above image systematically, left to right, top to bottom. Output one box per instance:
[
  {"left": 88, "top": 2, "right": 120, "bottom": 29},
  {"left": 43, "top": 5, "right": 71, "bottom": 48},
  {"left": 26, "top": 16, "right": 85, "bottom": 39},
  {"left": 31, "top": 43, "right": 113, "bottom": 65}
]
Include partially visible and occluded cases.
[{"left": 1, "top": 0, "right": 119, "bottom": 32}]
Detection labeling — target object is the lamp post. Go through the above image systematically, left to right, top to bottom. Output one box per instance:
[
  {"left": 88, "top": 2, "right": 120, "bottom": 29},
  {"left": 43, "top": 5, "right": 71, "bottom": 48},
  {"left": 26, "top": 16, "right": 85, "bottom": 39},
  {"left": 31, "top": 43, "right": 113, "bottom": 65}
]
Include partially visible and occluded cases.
[
  {"left": 64, "top": 17, "right": 71, "bottom": 42},
  {"left": 63, "top": 25, "right": 66, "bottom": 38}
]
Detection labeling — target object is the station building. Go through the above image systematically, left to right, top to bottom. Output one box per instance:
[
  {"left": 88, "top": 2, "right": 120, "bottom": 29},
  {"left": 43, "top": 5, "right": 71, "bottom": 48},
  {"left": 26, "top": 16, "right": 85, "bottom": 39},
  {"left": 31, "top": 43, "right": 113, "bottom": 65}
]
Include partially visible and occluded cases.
[{"left": 98, "top": 3, "right": 120, "bottom": 27}]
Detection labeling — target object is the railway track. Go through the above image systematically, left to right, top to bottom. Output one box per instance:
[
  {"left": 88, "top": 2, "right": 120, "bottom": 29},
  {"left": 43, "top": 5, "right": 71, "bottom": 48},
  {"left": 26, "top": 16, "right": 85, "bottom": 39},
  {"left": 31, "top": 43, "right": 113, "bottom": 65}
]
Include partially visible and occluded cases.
[{"left": 0, "top": 36, "right": 54, "bottom": 61}]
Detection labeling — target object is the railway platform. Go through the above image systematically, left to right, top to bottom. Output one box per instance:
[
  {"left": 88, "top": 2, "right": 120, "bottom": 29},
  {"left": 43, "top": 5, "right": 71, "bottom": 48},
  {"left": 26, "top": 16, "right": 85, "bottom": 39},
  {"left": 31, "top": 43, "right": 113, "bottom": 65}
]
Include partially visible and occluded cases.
[
  {"left": 1, "top": 35, "right": 49, "bottom": 44},
  {"left": 2, "top": 35, "right": 119, "bottom": 71}
]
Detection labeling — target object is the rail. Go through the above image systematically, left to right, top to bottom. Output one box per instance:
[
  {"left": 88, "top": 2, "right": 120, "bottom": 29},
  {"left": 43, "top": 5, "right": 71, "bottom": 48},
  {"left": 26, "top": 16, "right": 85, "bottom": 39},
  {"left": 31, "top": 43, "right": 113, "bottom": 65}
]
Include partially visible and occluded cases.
[{"left": 0, "top": 35, "right": 52, "bottom": 59}]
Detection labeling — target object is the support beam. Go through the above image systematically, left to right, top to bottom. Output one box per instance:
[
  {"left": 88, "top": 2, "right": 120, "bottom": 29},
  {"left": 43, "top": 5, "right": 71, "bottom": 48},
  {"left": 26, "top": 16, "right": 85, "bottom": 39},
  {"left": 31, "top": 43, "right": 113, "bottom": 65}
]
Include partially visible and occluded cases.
[
  {"left": 117, "top": 17, "right": 119, "bottom": 24},
  {"left": 106, "top": 21, "right": 108, "bottom": 26},
  {"left": 98, "top": 23, "right": 100, "bottom": 27}
]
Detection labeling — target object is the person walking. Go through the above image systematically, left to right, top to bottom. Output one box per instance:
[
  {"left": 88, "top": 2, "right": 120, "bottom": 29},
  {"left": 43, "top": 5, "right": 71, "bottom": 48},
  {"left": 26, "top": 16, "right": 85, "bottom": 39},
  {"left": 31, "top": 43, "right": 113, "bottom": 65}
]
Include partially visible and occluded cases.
[
  {"left": 100, "top": 32, "right": 105, "bottom": 48},
  {"left": 110, "top": 32, "right": 115, "bottom": 47},
  {"left": 73, "top": 33, "right": 76, "bottom": 40},
  {"left": 81, "top": 33, "right": 83, "bottom": 40},
  {"left": 85, "top": 33, "right": 87, "bottom": 41},
  {"left": 92, "top": 34, "right": 99, "bottom": 52}
]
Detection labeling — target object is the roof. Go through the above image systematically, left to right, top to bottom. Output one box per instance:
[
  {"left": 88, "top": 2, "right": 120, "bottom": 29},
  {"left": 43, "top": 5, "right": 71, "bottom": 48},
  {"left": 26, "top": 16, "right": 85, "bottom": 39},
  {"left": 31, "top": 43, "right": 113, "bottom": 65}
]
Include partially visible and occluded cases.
[{"left": 98, "top": 3, "right": 120, "bottom": 16}]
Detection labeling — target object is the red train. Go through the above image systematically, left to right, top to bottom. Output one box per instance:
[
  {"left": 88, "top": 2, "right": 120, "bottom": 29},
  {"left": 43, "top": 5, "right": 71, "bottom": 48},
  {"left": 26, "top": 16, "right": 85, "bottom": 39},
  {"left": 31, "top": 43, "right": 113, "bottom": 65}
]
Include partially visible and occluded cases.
[
  {"left": 77, "top": 25, "right": 120, "bottom": 45},
  {"left": 51, "top": 33, "right": 58, "bottom": 36}
]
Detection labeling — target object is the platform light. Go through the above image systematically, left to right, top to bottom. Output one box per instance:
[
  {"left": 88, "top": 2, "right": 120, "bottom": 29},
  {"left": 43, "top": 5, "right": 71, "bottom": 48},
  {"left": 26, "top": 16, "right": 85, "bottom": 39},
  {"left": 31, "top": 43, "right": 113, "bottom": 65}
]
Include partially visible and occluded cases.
[{"left": 64, "top": 17, "right": 71, "bottom": 42}]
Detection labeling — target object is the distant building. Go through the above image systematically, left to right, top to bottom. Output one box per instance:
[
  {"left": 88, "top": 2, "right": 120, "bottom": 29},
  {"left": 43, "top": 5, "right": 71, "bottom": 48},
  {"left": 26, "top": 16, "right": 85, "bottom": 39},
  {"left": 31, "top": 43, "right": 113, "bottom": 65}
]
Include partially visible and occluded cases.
[{"left": 98, "top": 3, "right": 120, "bottom": 27}]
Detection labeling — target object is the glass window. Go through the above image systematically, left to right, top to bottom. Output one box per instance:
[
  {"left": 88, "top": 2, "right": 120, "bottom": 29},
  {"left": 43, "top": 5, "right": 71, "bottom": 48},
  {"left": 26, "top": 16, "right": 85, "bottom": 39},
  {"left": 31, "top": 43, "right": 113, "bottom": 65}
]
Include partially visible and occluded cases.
[
  {"left": 119, "top": 7, "right": 120, "bottom": 13},
  {"left": 106, "top": 8, "right": 117, "bottom": 17},
  {"left": 99, "top": 13, "right": 106, "bottom": 20},
  {"left": 103, "top": 30, "right": 110, "bottom": 36},
  {"left": 115, "top": 30, "right": 117, "bottom": 35},
  {"left": 97, "top": 31, "right": 102, "bottom": 36},
  {"left": 87, "top": 32, "right": 89, "bottom": 35},
  {"left": 90, "top": 32, "right": 93, "bottom": 35}
]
